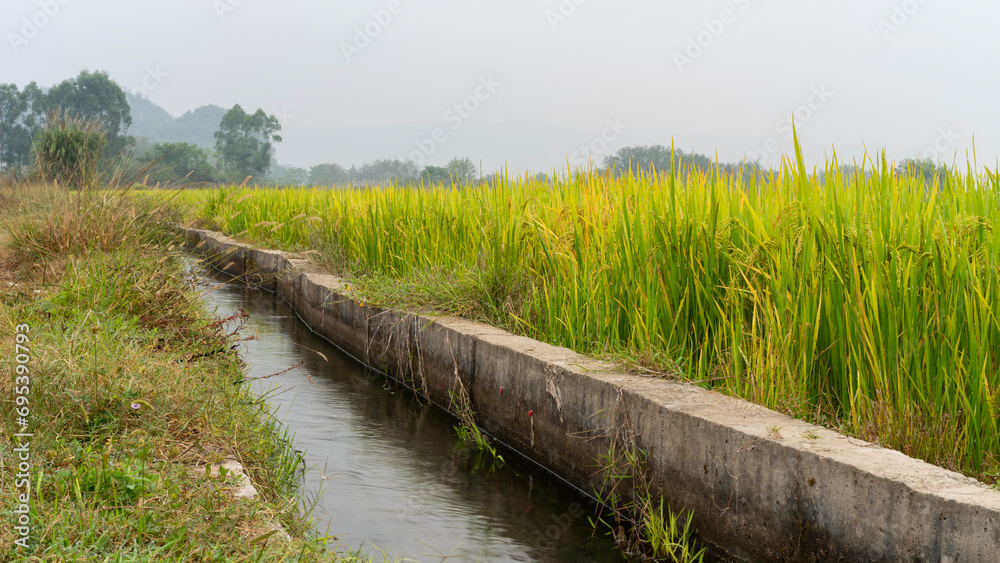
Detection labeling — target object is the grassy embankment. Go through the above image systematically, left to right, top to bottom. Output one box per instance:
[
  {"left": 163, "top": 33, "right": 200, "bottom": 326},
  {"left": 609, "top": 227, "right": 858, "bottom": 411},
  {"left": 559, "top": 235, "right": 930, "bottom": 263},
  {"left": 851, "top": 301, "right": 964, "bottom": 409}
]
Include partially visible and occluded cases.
[
  {"left": 177, "top": 143, "right": 1000, "bottom": 487},
  {"left": 0, "top": 181, "right": 370, "bottom": 562}
]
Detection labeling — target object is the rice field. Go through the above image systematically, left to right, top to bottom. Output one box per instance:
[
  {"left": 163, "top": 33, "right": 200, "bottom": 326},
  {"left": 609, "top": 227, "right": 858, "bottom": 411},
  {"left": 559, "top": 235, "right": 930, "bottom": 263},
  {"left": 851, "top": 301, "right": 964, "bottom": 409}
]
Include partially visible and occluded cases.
[{"left": 174, "top": 144, "right": 1000, "bottom": 482}]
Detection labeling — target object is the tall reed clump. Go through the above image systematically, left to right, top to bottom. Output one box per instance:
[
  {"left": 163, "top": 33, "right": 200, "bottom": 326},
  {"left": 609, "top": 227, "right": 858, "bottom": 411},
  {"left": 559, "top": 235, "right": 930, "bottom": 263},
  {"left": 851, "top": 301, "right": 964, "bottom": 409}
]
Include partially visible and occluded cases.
[
  {"left": 32, "top": 109, "right": 109, "bottom": 190},
  {"left": 188, "top": 139, "right": 1000, "bottom": 482}
]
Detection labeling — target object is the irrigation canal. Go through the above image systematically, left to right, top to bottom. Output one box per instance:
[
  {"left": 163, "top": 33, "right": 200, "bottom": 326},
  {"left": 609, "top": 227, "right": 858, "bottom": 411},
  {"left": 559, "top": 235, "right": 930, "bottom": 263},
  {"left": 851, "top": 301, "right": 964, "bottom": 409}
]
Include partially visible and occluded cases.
[{"left": 196, "top": 265, "right": 628, "bottom": 562}]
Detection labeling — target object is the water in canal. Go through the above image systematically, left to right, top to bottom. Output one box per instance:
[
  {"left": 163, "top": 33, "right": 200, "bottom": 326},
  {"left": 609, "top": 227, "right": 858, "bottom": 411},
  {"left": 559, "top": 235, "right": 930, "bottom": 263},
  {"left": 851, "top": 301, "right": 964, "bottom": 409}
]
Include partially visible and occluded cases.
[{"left": 198, "top": 269, "right": 627, "bottom": 562}]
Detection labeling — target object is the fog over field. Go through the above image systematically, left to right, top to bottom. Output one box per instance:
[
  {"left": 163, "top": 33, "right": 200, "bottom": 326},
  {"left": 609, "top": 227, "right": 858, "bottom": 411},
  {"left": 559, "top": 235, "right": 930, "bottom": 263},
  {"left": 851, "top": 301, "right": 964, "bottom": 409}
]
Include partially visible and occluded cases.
[{"left": 2, "top": 0, "right": 998, "bottom": 173}]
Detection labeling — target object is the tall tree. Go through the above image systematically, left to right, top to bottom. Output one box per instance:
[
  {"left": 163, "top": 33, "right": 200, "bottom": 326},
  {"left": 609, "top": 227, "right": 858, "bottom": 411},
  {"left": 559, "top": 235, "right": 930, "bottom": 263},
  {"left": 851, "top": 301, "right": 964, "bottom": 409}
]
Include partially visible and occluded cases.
[
  {"left": 44, "top": 70, "right": 132, "bottom": 154},
  {"left": 0, "top": 82, "right": 45, "bottom": 171},
  {"left": 0, "top": 84, "right": 25, "bottom": 170},
  {"left": 213, "top": 104, "right": 282, "bottom": 180},
  {"left": 141, "top": 142, "right": 218, "bottom": 185},
  {"left": 603, "top": 145, "right": 713, "bottom": 177},
  {"left": 446, "top": 157, "right": 477, "bottom": 184},
  {"left": 895, "top": 157, "right": 948, "bottom": 188},
  {"left": 354, "top": 159, "right": 418, "bottom": 184},
  {"left": 309, "top": 162, "right": 348, "bottom": 185},
  {"left": 420, "top": 165, "right": 450, "bottom": 186},
  {"left": 281, "top": 167, "right": 308, "bottom": 186}
]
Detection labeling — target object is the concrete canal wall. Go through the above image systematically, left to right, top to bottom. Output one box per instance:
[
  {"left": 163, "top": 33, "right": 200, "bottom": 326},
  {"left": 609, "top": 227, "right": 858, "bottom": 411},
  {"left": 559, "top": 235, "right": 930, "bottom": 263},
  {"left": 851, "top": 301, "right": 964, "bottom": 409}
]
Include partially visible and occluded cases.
[{"left": 184, "top": 227, "right": 1000, "bottom": 562}]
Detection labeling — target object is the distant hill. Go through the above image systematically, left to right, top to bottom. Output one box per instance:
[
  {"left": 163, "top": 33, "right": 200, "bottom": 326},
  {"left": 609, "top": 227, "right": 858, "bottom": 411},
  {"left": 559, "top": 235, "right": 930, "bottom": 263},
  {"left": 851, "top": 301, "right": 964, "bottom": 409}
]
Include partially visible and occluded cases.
[{"left": 126, "top": 92, "right": 225, "bottom": 150}]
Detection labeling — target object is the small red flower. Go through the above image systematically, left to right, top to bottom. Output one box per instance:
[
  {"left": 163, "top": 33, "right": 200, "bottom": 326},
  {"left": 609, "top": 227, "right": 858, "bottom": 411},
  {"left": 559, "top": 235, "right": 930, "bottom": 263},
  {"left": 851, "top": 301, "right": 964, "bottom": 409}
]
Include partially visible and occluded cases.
[
  {"left": 499, "top": 386, "right": 504, "bottom": 395},
  {"left": 528, "top": 410, "right": 534, "bottom": 417}
]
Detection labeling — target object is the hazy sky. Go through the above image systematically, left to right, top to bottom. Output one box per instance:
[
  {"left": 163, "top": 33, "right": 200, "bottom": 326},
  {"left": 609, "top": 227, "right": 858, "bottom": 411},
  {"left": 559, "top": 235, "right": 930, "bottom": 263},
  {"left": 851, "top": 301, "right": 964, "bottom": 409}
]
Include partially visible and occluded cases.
[{"left": 3, "top": 0, "right": 998, "bottom": 174}]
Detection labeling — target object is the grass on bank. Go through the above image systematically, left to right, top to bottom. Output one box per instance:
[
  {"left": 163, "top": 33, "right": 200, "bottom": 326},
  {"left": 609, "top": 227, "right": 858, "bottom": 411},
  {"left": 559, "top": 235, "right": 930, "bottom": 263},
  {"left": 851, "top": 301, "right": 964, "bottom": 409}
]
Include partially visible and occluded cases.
[
  {"left": 174, "top": 141, "right": 1000, "bottom": 485},
  {"left": 0, "top": 182, "right": 352, "bottom": 562},
  {"left": 590, "top": 410, "right": 706, "bottom": 561}
]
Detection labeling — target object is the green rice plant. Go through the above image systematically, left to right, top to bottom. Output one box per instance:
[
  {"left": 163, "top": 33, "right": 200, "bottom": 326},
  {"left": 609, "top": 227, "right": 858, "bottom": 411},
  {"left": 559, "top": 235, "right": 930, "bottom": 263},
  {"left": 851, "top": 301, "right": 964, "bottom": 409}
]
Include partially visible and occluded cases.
[
  {"left": 178, "top": 137, "right": 1000, "bottom": 482},
  {"left": 448, "top": 385, "right": 504, "bottom": 467},
  {"left": 587, "top": 395, "right": 705, "bottom": 559},
  {"left": 645, "top": 499, "right": 705, "bottom": 563}
]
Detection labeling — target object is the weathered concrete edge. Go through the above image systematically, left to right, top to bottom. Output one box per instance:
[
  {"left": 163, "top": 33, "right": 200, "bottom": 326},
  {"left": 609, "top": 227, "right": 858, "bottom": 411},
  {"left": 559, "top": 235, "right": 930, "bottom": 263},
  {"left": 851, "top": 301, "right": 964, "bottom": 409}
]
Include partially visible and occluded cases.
[{"left": 182, "top": 227, "right": 1000, "bottom": 562}]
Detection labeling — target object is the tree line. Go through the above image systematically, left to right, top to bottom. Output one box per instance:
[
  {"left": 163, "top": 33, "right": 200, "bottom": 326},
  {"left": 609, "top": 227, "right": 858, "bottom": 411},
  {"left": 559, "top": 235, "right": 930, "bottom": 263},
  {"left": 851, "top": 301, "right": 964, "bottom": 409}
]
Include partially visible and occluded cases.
[
  {"left": 0, "top": 70, "right": 286, "bottom": 186},
  {"left": 0, "top": 70, "right": 489, "bottom": 188},
  {"left": 1, "top": 70, "right": 954, "bottom": 189},
  {"left": 0, "top": 71, "right": 132, "bottom": 171},
  {"left": 277, "top": 156, "right": 478, "bottom": 187}
]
